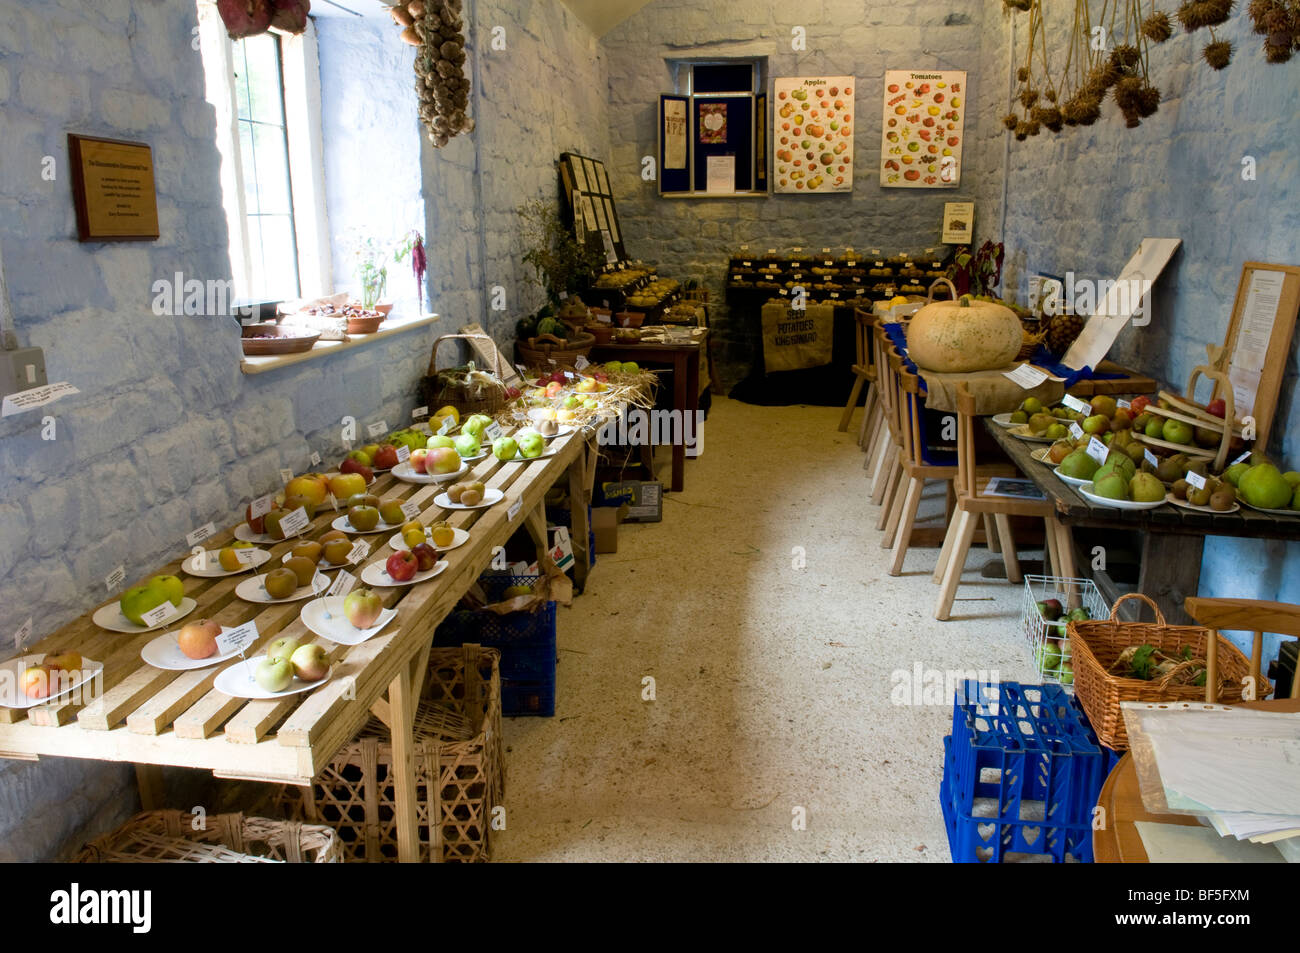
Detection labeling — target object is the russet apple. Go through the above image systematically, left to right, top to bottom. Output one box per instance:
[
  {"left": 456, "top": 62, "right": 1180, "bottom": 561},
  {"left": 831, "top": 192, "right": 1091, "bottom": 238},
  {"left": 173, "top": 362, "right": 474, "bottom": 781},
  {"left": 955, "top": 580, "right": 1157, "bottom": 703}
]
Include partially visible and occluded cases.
[
  {"left": 329, "top": 472, "right": 367, "bottom": 501},
  {"left": 345, "top": 493, "right": 381, "bottom": 510},
  {"left": 283, "top": 494, "right": 318, "bottom": 519},
  {"left": 378, "top": 499, "right": 406, "bottom": 526},
  {"left": 348, "top": 504, "right": 380, "bottom": 532},
  {"left": 318, "top": 529, "right": 348, "bottom": 545},
  {"left": 322, "top": 539, "right": 352, "bottom": 565},
  {"left": 291, "top": 540, "right": 323, "bottom": 563},
  {"left": 410, "top": 542, "right": 439, "bottom": 572},
  {"left": 386, "top": 550, "right": 418, "bottom": 582},
  {"left": 284, "top": 555, "right": 317, "bottom": 588},
  {"left": 263, "top": 568, "right": 299, "bottom": 600},
  {"left": 343, "top": 588, "right": 383, "bottom": 628},
  {"left": 177, "top": 619, "right": 221, "bottom": 660},
  {"left": 290, "top": 643, "right": 329, "bottom": 681},
  {"left": 255, "top": 656, "right": 294, "bottom": 693}
]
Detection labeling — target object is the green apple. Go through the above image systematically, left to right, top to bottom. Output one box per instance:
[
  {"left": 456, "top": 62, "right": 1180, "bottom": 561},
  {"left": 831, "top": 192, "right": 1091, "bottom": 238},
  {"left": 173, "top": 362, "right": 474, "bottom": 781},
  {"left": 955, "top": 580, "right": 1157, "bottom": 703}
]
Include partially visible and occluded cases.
[
  {"left": 621, "top": 362, "right": 639, "bottom": 373},
  {"left": 563, "top": 395, "right": 581, "bottom": 409},
  {"left": 582, "top": 397, "right": 598, "bottom": 410},
  {"left": 461, "top": 415, "right": 492, "bottom": 440},
  {"left": 517, "top": 429, "right": 543, "bottom": 458},
  {"left": 454, "top": 433, "right": 480, "bottom": 457},
  {"left": 426, "top": 434, "right": 455, "bottom": 450},
  {"left": 492, "top": 436, "right": 519, "bottom": 461},
  {"left": 148, "top": 574, "right": 184, "bottom": 608},
  {"left": 120, "top": 585, "right": 167, "bottom": 626},
  {"left": 265, "top": 635, "right": 300, "bottom": 665},
  {"left": 255, "top": 656, "right": 294, "bottom": 693}
]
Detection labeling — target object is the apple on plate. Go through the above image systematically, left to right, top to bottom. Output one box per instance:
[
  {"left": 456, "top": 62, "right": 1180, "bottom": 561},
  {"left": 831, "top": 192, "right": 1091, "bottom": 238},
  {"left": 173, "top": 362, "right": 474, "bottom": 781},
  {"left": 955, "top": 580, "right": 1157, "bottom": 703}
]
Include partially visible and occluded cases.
[
  {"left": 576, "top": 378, "right": 598, "bottom": 394},
  {"left": 461, "top": 414, "right": 492, "bottom": 440},
  {"left": 517, "top": 429, "right": 544, "bottom": 458},
  {"left": 454, "top": 433, "right": 480, "bottom": 458},
  {"left": 426, "top": 435, "right": 456, "bottom": 450},
  {"left": 492, "top": 436, "right": 518, "bottom": 461},
  {"left": 372, "top": 444, "right": 400, "bottom": 469},
  {"left": 428, "top": 447, "right": 461, "bottom": 474},
  {"left": 345, "top": 448, "right": 373, "bottom": 467},
  {"left": 409, "top": 448, "right": 429, "bottom": 473},
  {"left": 329, "top": 472, "right": 368, "bottom": 501},
  {"left": 286, "top": 474, "right": 329, "bottom": 507},
  {"left": 346, "top": 492, "right": 381, "bottom": 510},
  {"left": 378, "top": 500, "right": 406, "bottom": 526},
  {"left": 348, "top": 504, "right": 380, "bottom": 532},
  {"left": 429, "top": 521, "right": 455, "bottom": 547},
  {"left": 322, "top": 538, "right": 352, "bottom": 565},
  {"left": 410, "top": 542, "right": 439, "bottom": 572},
  {"left": 386, "top": 550, "right": 419, "bottom": 582},
  {"left": 263, "top": 567, "right": 299, "bottom": 599},
  {"left": 150, "top": 574, "right": 184, "bottom": 608},
  {"left": 119, "top": 585, "right": 167, "bottom": 626},
  {"left": 343, "top": 588, "right": 384, "bottom": 628},
  {"left": 177, "top": 619, "right": 221, "bottom": 660},
  {"left": 265, "top": 636, "right": 300, "bottom": 665},
  {"left": 290, "top": 643, "right": 329, "bottom": 681},
  {"left": 44, "top": 649, "right": 82, "bottom": 674},
  {"left": 255, "top": 656, "right": 294, "bottom": 693},
  {"left": 21, "top": 664, "right": 54, "bottom": 699}
]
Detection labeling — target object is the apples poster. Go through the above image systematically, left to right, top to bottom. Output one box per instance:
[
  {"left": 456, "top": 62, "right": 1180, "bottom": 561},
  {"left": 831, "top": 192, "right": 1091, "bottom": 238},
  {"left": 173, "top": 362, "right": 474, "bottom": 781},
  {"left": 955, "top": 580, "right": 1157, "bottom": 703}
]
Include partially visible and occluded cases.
[
  {"left": 880, "top": 69, "right": 966, "bottom": 188},
  {"left": 773, "top": 76, "right": 854, "bottom": 193}
]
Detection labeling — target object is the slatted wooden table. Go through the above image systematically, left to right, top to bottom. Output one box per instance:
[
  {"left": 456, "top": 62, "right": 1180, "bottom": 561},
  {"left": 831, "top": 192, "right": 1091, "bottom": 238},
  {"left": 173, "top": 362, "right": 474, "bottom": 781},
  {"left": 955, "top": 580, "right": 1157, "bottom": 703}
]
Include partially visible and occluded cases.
[
  {"left": 987, "top": 420, "right": 1300, "bottom": 625},
  {"left": 0, "top": 423, "right": 596, "bottom": 863}
]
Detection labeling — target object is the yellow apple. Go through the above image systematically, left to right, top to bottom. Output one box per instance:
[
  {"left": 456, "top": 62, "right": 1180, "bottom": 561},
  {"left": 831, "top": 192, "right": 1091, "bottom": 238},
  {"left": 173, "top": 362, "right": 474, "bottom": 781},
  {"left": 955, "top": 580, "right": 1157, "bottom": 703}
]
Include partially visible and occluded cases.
[{"left": 329, "top": 472, "right": 367, "bottom": 500}]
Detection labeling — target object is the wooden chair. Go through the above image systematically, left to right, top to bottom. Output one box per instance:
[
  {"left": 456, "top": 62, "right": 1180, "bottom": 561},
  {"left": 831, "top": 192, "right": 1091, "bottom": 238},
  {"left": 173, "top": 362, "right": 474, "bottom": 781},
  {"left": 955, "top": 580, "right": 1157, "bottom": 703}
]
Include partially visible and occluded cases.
[
  {"left": 839, "top": 307, "right": 878, "bottom": 441},
  {"left": 871, "top": 326, "right": 906, "bottom": 527},
  {"left": 934, "top": 381, "right": 1076, "bottom": 620},
  {"left": 1184, "top": 597, "right": 1300, "bottom": 701}
]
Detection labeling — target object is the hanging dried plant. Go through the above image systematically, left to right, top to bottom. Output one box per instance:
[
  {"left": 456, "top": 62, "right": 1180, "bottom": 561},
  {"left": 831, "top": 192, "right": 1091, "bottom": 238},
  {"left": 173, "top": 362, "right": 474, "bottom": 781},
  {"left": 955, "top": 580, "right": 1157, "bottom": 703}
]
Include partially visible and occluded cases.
[
  {"left": 1005, "top": 0, "right": 1033, "bottom": 10},
  {"left": 1247, "top": 0, "right": 1299, "bottom": 62},
  {"left": 1142, "top": 10, "right": 1174, "bottom": 40},
  {"left": 1265, "top": 29, "right": 1295, "bottom": 59},
  {"left": 1203, "top": 38, "right": 1234, "bottom": 66},
  {"left": 1110, "top": 43, "right": 1143, "bottom": 67},
  {"left": 1017, "top": 66, "right": 1031, "bottom": 81},
  {"left": 1136, "top": 82, "right": 1162, "bottom": 115},
  {"left": 1019, "top": 87, "right": 1041, "bottom": 109},
  {"left": 1002, "top": 113, "right": 1020, "bottom": 130},
  {"left": 1015, "top": 121, "right": 1031, "bottom": 141}
]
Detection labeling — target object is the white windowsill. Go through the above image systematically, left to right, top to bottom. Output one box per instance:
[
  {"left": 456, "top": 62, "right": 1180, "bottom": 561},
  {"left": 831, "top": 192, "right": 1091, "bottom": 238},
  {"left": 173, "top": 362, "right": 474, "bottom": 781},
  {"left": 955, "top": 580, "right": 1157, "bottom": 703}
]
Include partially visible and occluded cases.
[{"left": 240, "top": 313, "right": 439, "bottom": 375}]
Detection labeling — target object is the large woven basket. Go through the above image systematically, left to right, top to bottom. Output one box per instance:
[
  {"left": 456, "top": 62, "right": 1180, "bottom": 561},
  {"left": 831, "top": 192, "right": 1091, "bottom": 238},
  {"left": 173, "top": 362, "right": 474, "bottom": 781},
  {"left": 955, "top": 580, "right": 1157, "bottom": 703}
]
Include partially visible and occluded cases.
[
  {"left": 516, "top": 330, "right": 595, "bottom": 367},
  {"left": 418, "top": 334, "right": 509, "bottom": 417},
  {"left": 1068, "top": 593, "right": 1266, "bottom": 750},
  {"left": 276, "top": 645, "right": 504, "bottom": 862},
  {"left": 75, "top": 811, "right": 342, "bottom": 863}
]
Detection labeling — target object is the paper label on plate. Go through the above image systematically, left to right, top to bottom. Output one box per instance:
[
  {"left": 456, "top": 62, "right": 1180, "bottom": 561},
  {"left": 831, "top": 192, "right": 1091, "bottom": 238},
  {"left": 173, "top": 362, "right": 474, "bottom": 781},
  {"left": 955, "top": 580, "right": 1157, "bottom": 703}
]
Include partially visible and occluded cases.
[
  {"left": 574, "top": 355, "right": 590, "bottom": 371},
  {"left": 515, "top": 364, "right": 529, "bottom": 379},
  {"left": 1004, "top": 364, "right": 1049, "bottom": 389},
  {"left": 1062, "top": 394, "right": 1091, "bottom": 415},
  {"left": 1117, "top": 399, "right": 1131, "bottom": 410},
  {"left": 412, "top": 406, "right": 428, "bottom": 420},
  {"left": 438, "top": 416, "right": 456, "bottom": 435},
  {"left": 367, "top": 421, "right": 388, "bottom": 438},
  {"left": 485, "top": 422, "right": 503, "bottom": 442},
  {"left": 1069, "top": 422, "right": 1085, "bottom": 441},
  {"left": 1086, "top": 437, "right": 1109, "bottom": 465},
  {"left": 396, "top": 445, "right": 410, "bottom": 463},
  {"left": 1145, "top": 449, "right": 1160, "bottom": 468},
  {"left": 1232, "top": 450, "right": 1252, "bottom": 465},
  {"left": 310, "top": 451, "right": 321, "bottom": 467},
  {"left": 279, "top": 468, "right": 294, "bottom": 485},
  {"left": 1186, "top": 470, "right": 1206, "bottom": 491},
  {"left": 249, "top": 494, "right": 275, "bottom": 519},
  {"left": 328, "top": 494, "right": 338, "bottom": 512},
  {"left": 507, "top": 498, "right": 522, "bottom": 522},
  {"left": 400, "top": 500, "right": 422, "bottom": 521},
  {"left": 277, "top": 507, "right": 310, "bottom": 538},
  {"left": 186, "top": 522, "right": 216, "bottom": 547},
  {"left": 347, "top": 539, "right": 371, "bottom": 564},
  {"left": 190, "top": 546, "right": 208, "bottom": 571},
  {"left": 234, "top": 547, "right": 260, "bottom": 565},
  {"left": 105, "top": 565, "right": 126, "bottom": 592},
  {"left": 311, "top": 570, "right": 330, "bottom": 593},
  {"left": 327, "top": 570, "right": 356, "bottom": 598},
  {"left": 141, "top": 601, "right": 180, "bottom": 628},
  {"left": 13, "top": 617, "right": 32, "bottom": 651},
  {"left": 216, "top": 621, "right": 258, "bottom": 656}
]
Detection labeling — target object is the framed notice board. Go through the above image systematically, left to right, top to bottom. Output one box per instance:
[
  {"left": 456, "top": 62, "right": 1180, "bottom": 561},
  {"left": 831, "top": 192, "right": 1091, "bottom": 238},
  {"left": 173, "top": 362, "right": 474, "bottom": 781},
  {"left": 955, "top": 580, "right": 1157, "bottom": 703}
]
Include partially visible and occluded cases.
[
  {"left": 67, "top": 134, "right": 160, "bottom": 242},
  {"left": 559, "top": 152, "right": 627, "bottom": 262}
]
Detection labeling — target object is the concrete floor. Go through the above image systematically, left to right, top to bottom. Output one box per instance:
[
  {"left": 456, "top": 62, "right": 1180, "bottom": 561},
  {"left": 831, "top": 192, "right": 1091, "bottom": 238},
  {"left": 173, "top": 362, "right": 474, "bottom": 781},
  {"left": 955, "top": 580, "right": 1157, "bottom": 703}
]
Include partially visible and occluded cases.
[{"left": 492, "top": 396, "right": 1042, "bottom": 862}]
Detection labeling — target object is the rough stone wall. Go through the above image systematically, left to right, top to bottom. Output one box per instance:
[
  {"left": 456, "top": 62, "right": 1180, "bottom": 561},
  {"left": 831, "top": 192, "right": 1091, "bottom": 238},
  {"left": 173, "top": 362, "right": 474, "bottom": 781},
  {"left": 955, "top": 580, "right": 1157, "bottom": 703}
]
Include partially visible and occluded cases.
[
  {"left": 0, "top": 0, "right": 442, "bottom": 860},
  {"left": 422, "top": 0, "right": 612, "bottom": 346},
  {"left": 601, "top": 0, "right": 994, "bottom": 382}
]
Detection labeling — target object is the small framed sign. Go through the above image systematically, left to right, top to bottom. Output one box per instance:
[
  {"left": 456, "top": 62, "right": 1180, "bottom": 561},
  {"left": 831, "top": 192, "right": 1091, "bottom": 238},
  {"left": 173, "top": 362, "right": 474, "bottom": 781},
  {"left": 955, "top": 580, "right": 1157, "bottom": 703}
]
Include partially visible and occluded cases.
[{"left": 67, "top": 134, "right": 160, "bottom": 242}]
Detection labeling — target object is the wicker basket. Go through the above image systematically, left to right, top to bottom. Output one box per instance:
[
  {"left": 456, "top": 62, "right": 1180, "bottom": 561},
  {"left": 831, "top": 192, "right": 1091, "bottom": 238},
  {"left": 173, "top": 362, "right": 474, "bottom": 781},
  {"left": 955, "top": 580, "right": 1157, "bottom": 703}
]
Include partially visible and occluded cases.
[
  {"left": 516, "top": 330, "right": 595, "bottom": 367},
  {"left": 418, "top": 334, "right": 509, "bottom": 417},
  {"left": 1068, "top": 593, "right": 1266, "bottom": 750},
  {"left": 277, "top": 645, "right": 504, "bottom": 862},
  {"left": 75, "top": 811, "right": 342, "bottom": 863}
]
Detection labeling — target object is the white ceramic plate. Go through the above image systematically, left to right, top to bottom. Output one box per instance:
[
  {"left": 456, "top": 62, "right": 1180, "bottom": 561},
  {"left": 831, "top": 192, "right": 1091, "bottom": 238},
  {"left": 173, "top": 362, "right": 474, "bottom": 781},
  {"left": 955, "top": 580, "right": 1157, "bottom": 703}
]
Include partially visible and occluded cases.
[
  {"left": 527, "top": 408, "right": 559, "bottom": 423},
  {"left": 992, "top": 413, "right": 1019, "bottom": 428},
  {"left": 542, "top": 425, "right": 577, "bottom": 440},
  {"left": 1007, "top": 425, "right": 1055, "bottom": 444},
  {"left": 498, "top": 446, "right": 557, "bottom": 463},
  {"left": 1029, "top": 447, "right": 1054, "bottom": 464},
  {"left": 457, "top": 450, "right": 489, "bottom": 462},
  {"left": 391, "top": 461, "right": 467, "bottom": 484},
  {"left": 1053, "top": 466, "right": 1092, "bottom": 488},
  {"left": 1077, "top": 483, "right": 1168, "bottom": 510},
  {"left": 433, "top": 488, "right": 505, "bottom": 511},
  {"left": 1166, "top": 492, "right": 1240, "bottom": 514},
  {"left": 1241, "top": 500, "right": 1298, "bottom": 516},
  {"left": 331, "top": 514, "right": 400, "bottom": 535},
  {"left": 234, "top": 523, "right": 277, "bottom": 544},
  {"left": 388, "top": 526, "right": 469, "bottom": 552},
  {"left": 182, "top": 547, "right": 271, "bottom": 577},
  {"left": 281, "top": 551, "right": 357, "bottom": 570},
  {"left": 360, "top": 558, "right": 448, "bottom": 588},
  {"left": 235, "top": 575, "right": 323, "bottom": 604},
  {"left": 93, "top": 597, "right": 197, "bottom": 634},
  {"left": 301, "top": 598, "right": 397, "bottom": 646},
  {"left": 140, "top": 630, "right": 244, "bottom": 671},
  {"left": 214, "top": 655, "right": 331, "bottom": 700},
  {"left": 0, "top": 656, "right": 104, "bottom": 709}
]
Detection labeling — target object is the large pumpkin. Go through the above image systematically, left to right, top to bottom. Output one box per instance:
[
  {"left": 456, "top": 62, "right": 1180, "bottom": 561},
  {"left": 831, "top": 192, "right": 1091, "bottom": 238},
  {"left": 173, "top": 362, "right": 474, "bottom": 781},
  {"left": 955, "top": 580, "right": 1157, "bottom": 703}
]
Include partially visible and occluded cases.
[{"left": 905, "top": 296, "right": 1023, "bottom": 373}]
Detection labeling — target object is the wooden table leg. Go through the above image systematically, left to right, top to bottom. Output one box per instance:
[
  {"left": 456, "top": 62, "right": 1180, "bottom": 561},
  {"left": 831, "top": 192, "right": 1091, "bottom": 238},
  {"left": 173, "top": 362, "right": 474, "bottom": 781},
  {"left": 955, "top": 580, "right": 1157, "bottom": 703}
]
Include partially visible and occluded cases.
[
  {"left": 669, "top": 353, "right": 687, "bottom": 492},
  {"left": 568, "top": 446, "right": 591, "bottom": 593},
  {"left": 1135, "top": 532, "right": 1202, "bottom": 626},
  {"left": 388, "top": 664, "right": 427, "bottom": 863},
  {"left": 136, "top": 764, "right": 165, "bottom": 810}
]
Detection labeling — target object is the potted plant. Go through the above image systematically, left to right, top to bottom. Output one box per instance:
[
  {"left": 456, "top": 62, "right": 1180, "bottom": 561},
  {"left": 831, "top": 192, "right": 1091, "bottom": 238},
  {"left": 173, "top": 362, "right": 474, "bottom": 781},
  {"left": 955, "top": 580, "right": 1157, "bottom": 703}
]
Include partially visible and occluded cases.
[
  {"left": 517, "top": 199, "right": 604, "bottom": 303},
  {"left": 351, "top": 235, "right": 389, "bottom": 311}
]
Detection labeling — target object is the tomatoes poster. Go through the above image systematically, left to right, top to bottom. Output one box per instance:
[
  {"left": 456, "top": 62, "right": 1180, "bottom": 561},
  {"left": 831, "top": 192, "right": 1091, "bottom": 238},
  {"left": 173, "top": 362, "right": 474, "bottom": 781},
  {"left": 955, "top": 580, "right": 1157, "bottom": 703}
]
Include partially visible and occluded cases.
[
  {"left": 880, "top": 69, "right": 966, "bottom": 188},
  {"left": 772, "top": 76, "right": 854, "bottom": 194}
]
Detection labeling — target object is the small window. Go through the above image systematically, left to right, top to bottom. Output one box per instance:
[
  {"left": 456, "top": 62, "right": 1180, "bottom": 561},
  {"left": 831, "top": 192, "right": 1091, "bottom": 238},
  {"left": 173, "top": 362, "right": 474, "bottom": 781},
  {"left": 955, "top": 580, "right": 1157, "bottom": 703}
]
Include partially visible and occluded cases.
[{"left": 659, "top": 58, "right": 767, "bottom": 197}]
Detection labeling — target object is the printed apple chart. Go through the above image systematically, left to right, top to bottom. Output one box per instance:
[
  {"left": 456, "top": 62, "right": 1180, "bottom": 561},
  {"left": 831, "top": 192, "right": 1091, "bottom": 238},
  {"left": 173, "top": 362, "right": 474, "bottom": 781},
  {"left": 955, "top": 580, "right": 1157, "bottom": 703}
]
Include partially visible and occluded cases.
[
  {"left": 879, "top": 69, "right": 966, "bottom": 188},
  {"left": 773, "top": 76, "right": 855, "bottom": 194},
  {"left": 301, "top": 598, "right": 398, "bottom": 646},
  {"left": 214, "top": 654, "right": 332, "bottom": 700}
]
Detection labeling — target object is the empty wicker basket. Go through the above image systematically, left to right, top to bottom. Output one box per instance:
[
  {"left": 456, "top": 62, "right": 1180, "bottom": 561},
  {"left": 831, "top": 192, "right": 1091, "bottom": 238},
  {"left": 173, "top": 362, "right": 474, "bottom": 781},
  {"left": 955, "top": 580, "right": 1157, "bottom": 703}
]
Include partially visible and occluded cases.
[{"left": 75, "top": 811, "right": 342, "bottom": 863}]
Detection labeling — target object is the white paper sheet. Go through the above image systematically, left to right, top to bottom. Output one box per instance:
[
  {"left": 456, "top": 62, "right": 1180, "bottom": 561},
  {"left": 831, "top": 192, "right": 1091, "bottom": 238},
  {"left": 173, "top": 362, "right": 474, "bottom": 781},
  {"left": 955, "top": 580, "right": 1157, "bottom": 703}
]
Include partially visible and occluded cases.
[{"left": 1135, "top": 821, "right": 1285, "bottom": 863}]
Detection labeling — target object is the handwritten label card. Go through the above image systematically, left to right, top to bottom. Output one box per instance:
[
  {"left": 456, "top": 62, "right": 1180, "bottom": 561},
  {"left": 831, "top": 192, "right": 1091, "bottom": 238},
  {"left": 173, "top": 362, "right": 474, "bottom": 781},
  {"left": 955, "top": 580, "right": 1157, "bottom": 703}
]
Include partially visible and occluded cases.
[
  {"left": 1004, "top": 364, "right": 1049, "bottom": 389},
  {"left": 1062, "top": 394, "right": 1091, "bottom": 415},
  {"left": 367, "top": 421, "right": 388, "bottom": 438},
  {"left": 1069, "top": 422, "right": 1085, "bottom": 441},
  {"left": 1086, "top": 437, "right": 1109, "bottom": 466},
  {"left": 396, "top": 445, "right": 411, "bottom": 463},
  {"left": 1185, "top": 470, "right": 1207, "bottom": 491},
  {"left": 249, "top": 494, "right": 275, "bottom": 520},
  {"left": 400, "top": 501, "right": 422, "bottom": 521},
  {"left": 277, "top": 507, "right": 310, "bottom": 538},
  {"left": 186, "top": 522, "right": 216, "bottom": 548},
  {"left": 105, "top": 566, "right": 126, "bottom": 592},
  {"left": 327, "top": 570, "right": 356, "bottom": 598},
  {"left": 141, "top": 601, "right": 180, "bottom": 628},
  {"left": 216, "top": 621, "right": 258, "bottom": 657}
]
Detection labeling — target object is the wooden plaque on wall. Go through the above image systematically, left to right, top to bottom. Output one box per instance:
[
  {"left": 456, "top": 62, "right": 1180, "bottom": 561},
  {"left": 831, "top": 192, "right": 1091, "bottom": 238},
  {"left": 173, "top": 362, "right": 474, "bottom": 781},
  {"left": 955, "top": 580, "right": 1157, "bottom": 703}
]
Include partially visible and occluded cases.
[{"left": 67, "top": 134, "right": 160, "bottom": 242}]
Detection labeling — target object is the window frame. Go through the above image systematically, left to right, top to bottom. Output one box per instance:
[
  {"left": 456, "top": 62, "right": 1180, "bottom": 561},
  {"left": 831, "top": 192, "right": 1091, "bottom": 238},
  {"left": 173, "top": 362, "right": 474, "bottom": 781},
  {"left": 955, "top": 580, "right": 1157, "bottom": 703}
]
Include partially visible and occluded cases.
[{"left": 660, "top": 58, "right": 767, "bottom": 198}]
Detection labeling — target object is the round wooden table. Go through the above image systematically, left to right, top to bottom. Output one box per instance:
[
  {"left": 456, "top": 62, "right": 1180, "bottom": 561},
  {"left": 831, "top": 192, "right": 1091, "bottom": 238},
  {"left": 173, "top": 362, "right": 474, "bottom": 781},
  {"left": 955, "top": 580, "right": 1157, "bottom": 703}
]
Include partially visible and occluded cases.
[{"left": 1093, "top": 697, "right": 1300, "bottom": 862}]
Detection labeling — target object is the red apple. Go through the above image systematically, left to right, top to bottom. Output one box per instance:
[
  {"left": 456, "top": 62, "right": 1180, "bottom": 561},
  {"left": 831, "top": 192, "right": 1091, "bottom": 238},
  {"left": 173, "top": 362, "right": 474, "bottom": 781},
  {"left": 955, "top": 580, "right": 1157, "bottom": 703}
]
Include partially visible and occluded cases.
[
  {"left": 1130, "top": 395, "right": 1151, "bottom": 416},
  {"left": 1206, "top": 398, "right": 1226, "bottom": 419},
  {"left": 373, "top": 444, "right": 399, "bottom": 469},
  {"left": 409, "top": 449, "right": 429, "bottom": 474},
  {"left": 339, "top": 456, "right": 374, "bottom": 482},
  {"left": 246, "top": 502, "right": 266, "bottom": 533},
  {"left": 410, "top": 542, "right": 438, "bottom": 572},
  {"left": 386, "top": 550, "right": 418, "bottom": 582},
  {"left": 343, "top": 588, "right": 384, "bottom": 628},
  {"left": 177, "top": 618, "right": 221, "bottom": 660},
  {"left": 290, "top": 643, "right": 330, "bottom": 681},
  {"left": 43, "top": 649, "right": 82, "bottom": 673},
  {"left": 21, "top": 664, "right": 53, "bottom": 699}
]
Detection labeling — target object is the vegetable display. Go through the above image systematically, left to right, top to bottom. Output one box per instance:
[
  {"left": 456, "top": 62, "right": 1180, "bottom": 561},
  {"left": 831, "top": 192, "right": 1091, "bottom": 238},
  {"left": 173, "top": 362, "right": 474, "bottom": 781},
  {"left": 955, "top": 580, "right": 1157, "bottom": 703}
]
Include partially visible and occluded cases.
[{"left": 905, "top": 295, "right": 1023, "bottom": 373}]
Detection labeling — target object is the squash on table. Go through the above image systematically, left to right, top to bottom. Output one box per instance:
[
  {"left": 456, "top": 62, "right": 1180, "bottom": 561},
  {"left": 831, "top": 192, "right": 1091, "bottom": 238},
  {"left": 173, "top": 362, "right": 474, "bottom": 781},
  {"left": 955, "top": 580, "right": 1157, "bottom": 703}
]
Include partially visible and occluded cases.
[{"left": 905, "top": 295, "right": 1023, "bottom": 373}]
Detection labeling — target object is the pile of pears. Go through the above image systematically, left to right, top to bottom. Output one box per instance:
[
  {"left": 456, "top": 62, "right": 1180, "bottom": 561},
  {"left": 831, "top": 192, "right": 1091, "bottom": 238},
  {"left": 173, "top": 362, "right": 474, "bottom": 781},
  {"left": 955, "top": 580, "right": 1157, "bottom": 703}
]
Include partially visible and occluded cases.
[{"left": 1222, "top": 457, "right": 1300, "bottom": 511}]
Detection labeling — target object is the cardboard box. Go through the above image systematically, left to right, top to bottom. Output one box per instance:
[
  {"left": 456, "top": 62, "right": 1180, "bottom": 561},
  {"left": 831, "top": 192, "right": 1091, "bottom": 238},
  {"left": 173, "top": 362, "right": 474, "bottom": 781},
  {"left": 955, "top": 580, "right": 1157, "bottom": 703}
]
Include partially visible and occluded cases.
[
  {"left": 596, "top": 480, "right": 662, "bottom": 523},
  {"left": 591, "top": 507, "right": 619, "bottom": 553}
]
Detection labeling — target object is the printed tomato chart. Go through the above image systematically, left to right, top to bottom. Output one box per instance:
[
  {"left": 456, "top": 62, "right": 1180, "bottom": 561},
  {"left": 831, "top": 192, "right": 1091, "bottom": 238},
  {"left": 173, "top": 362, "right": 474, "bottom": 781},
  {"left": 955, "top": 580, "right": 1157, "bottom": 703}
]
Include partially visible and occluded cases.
[
  {"left": 880, "top": 69, "right": 967, "bottom": 188},
  {"left": 772, "top": 76, "right": 855, "bottom": 194}
]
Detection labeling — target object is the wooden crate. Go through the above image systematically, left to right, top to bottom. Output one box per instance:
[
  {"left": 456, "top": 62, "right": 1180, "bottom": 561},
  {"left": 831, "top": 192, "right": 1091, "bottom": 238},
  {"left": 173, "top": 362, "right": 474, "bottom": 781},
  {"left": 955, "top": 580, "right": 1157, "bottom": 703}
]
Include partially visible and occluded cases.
[
  {"left": 277, "top": 645, "right": 504, "bottom": 862},
  {"left": 75, "top": 810, "right": 342, "bottom": 863}
]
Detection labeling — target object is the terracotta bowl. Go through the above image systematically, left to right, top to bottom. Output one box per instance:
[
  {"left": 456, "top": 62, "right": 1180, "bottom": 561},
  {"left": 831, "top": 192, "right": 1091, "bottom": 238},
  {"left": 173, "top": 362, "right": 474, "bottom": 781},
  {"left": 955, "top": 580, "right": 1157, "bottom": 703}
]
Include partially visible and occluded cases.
[{"left": 616, "top": 311, "right": 644, "bottom": 328}]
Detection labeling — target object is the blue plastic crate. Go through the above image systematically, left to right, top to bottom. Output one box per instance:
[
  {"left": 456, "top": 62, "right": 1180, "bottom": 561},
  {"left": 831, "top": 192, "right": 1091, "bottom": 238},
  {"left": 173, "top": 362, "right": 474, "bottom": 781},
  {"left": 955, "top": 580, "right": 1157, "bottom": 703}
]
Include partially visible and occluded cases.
[
  {"left": 501, "top": 677, "right": 555, "bottom": 717},
  {"left": 948, "top": 680, "right": 1105, "bottom": 831},
  {"left": 941, "top": 736, "right": 1094, "bottom": 863}
]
